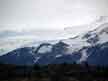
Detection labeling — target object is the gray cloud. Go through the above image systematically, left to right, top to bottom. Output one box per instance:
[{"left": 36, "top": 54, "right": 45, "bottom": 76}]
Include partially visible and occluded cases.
[
  {"left": 0, "top": 0, "right": 108, "bottom": 55},
  {"left": 0, "top": 0, "right": 108, "bottom": 26}
]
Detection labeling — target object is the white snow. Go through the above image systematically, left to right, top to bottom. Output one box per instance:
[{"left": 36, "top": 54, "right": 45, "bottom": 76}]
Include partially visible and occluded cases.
[
  {"left": 98, "top": 32, "right": 108, "bottom": 44},
  {"left": 62, "top": 36, "right": 90, "bottom": 54},
  {"left": 38, "top": 45, "right": 52, "bottom": 54},
  {"left": 78, "top": 49, "right": 88, "bottom": 63},
  {"left": 55, "top": 54, "right": 62, "bottom": 58},
  {"left": 33, "top": 57, "right": 40, "bottom": 63}
]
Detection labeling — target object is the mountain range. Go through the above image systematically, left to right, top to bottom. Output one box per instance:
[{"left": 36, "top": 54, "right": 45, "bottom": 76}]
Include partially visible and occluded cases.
[{"left": 0, "top": 16, "right": 108, "bottom": 66}]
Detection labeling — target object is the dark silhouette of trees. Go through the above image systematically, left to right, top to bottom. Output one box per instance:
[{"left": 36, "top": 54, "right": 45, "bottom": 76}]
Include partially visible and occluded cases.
[
  {"left": 0, "top": 63, "right": 108, "bottom": 81},
  {"left": 48, "top": 63, "right": 66, "bottom": 81},
  {"left": 33, "top": 64, "right": 42, "bottom": 79}
]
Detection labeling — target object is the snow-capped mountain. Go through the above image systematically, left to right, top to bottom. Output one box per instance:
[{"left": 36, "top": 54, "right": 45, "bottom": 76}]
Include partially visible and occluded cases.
[{"left": 0, "top": 16, "right": 108, "bottom": 66}]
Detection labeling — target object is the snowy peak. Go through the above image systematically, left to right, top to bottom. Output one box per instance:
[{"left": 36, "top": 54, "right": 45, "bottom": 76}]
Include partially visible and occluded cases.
[
  {"left": 0, "top": 16, "right": 108, "bottom": 65},
  {"left": 61, "top": 16, "right": 108, "bottom": 64},
  {"left": 82, "top": 16, "right": 108, "bottom": 44},
  {"left": 95, "top": 16, "right": 108, "bottom": 23},
  {"left": 94, "top": 23, "right": 108, "bottom": 34}
]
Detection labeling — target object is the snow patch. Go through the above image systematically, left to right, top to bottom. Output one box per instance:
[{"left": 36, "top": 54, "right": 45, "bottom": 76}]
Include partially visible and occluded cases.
[{"left": 55, "top": 54, "right": 62, "bottom": 58}]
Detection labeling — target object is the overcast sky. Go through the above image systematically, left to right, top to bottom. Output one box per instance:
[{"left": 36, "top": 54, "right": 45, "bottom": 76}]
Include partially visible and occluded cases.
[
  {"left": 0, "top": 0, "right": 108, "bottom": 55},
  {"left": 0, "top": 0, "right": 108, "bottom": 29},
  {"left": 0, "top": 0, "right": 108, "bottom": 36}
]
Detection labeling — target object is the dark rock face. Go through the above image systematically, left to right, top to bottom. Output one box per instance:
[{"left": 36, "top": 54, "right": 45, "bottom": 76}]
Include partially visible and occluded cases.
[
  {"left": 1, "top": 40, "right": 108, "bottom": 66},
  {"left": 0, "top": 41, "right": 81, "bottom": 65},
  {"left": 86, "top": 42, "right": 108, "bottom": 66},
  {"left": 0, "top": 47, "right": 35, "bottom": 65}
]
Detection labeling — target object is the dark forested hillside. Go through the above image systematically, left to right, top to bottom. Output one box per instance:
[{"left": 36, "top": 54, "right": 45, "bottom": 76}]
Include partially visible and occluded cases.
[{"left": 0, "top": 63, "right": 108, "bottom": 81}]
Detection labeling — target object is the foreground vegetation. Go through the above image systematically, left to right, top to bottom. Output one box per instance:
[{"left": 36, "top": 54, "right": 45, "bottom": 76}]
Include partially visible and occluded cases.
[{"left": 0, "top": 62, "right": 108, "bottom": 81}]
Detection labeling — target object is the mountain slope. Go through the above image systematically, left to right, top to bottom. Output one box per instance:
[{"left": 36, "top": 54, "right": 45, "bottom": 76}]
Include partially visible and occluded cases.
[
  {"left": 0, "top": 16, "right": 108, "bottom": 66},
  {"left": 0, "top": 47, "right": 35, "bottom": 65}
]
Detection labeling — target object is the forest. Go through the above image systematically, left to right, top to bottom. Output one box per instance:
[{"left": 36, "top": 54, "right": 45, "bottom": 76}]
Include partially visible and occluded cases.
[{"left": 0, "top": 62, "right": 108, "bottom": 81}]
